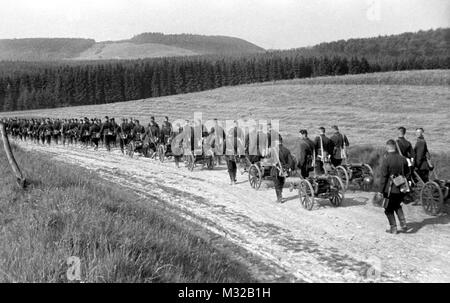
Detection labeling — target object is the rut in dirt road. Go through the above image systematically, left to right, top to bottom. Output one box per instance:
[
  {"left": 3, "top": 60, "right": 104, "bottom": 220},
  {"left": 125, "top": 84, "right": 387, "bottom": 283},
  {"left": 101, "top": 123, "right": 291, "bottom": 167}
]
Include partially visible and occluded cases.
[{"left": 14, "top": 141, "right": 450, "bottom": 282}]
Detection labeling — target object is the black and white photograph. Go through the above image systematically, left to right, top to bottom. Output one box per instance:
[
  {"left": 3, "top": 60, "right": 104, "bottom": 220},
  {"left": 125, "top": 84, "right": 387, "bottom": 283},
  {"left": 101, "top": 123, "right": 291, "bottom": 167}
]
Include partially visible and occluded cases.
[{"left": 0, "top": 0, "right": 449, "bottom": 291}]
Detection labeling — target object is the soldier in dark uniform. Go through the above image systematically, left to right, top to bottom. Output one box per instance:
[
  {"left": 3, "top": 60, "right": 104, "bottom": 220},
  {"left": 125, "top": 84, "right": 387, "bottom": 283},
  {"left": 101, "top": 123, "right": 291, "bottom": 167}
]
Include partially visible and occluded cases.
[
  {"left": 100, "top": 116, "right": 115, "bottom": 152},
  {"left": 160, "top": 116, "right": 173, "bottom": 144},
  {"left": 80, "top": 117, "right": 91, "bottom": 147},
  {"left": 52, "top": 118, "right": 62, "bottom": 145},
  {"left": 110, "top": 118, "right": 120, "bottom": 148},
  {"left": 119, "top": 118, "right": 131, "bottom": 154},
  {"left": 145, "top": 118, "right": 161, "bottom": 157},
  {"left": 11, "top": 119, "right": 20, "bottom": 139},
  {"left": 40, "top": 119, "right": 54, "bottom": 145},
  {"left": 61, "top": 119, "right": 69, "bottom": 146},
  {"left": 89, "top": 120, "right": 101, "bottom": 150},
  {"left": 131, "top": 120, "right": 146, "bottom": 155},
  {"left": 225, "top": 120, "right": 244, "bottom": 185},
  {"left": 171, "top": 122, "right": 184, "bottom": 168},
  {"left": 330, "top": 125, "right": 349, "bottom": 167},
  {"left": 395, "top": 126, "right": 414, "bottom": 167},
  {"left": 314, "top": 127, "right": 334, "bottom": 175},
  {"left": 413, "top": 128, "right": 431, "bottom": 183},
  {"left": 296, "top": 129, "right": 315, "bottom": 178},
  {"left": 273, "top": 137, "right": 296, "bottom": 203},
  {"left": 379, "top": 139, "right": 411, "bottom": 234}
]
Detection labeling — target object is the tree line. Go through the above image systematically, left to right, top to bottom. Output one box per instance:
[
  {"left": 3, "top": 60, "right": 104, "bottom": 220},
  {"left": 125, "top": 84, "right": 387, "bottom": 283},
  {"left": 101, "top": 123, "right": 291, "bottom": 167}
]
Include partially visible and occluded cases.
[{"left": 0, "top": 50, "right": 448, "bottom": 112}]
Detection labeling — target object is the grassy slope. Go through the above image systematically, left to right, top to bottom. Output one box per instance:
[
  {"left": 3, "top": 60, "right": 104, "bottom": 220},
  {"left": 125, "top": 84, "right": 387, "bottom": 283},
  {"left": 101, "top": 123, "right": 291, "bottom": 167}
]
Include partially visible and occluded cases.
[
  {"left": 269, "top": 70, "right": 450, "bottom": 86},
  {"left": 0, "top": 144, "right": 255, "bottom": 282}
]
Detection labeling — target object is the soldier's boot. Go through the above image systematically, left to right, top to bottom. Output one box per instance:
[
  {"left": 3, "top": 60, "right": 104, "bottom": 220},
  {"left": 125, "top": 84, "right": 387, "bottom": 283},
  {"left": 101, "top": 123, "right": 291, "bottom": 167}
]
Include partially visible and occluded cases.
[
  {"left": 275, "top": 189, "right": 283, "bottom": 203},
  {"left": 396, "top": 208, "right": 410, "bottom": 233},
  {"left": 385, "top": 213, "right": 398, "bottom": 234}
]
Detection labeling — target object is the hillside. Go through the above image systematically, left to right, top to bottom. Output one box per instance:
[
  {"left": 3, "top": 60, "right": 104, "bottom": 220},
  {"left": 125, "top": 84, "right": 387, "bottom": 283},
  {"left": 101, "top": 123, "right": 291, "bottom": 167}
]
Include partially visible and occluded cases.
[
  {"left": 292, "top": 28, "right": 449, "bottom": 63},
  {"left": 129, "top": 32, "right": 265, "bottom": 55},
  {"left": 0, "top": 33, "right": 265, "bottom": 61},
  {"left": 0, "top": 38, "right": 95, "bottom": 61}
]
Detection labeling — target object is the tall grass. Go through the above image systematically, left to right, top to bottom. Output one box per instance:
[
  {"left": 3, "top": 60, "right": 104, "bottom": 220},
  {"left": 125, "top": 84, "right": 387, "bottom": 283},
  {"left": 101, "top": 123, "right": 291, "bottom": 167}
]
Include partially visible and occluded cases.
[{"left": 0, "top": 144, "right": 255, "bottom": 282}]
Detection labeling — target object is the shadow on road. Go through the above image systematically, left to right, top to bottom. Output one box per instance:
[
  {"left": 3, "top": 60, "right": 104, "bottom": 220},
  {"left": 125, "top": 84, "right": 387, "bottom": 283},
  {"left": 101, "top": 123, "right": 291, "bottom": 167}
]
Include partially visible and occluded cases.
[{"left": 406, "top": 215, "right": 450, "bottom": 234}]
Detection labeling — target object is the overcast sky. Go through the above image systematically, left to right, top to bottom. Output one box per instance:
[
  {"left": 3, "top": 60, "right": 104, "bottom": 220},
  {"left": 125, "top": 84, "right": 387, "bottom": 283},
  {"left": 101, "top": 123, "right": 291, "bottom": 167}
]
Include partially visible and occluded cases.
[{"left": 0, "top": 0, "right": 448, "bottom": 49}]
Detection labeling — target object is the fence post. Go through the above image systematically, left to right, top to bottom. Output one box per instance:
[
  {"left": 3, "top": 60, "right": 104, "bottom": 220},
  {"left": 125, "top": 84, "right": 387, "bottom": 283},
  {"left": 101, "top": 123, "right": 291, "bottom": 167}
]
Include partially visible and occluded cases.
[{"left": 0, "top": 122, "right": 26, "bottom": 189}]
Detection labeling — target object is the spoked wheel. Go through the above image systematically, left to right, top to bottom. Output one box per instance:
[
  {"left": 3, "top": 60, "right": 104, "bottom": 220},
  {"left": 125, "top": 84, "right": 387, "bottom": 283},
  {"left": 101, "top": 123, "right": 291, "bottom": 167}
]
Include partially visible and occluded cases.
[
  {"left": 158, "top": 145, "right": 165, "bottom": 163},
  {"left": 187, "top": 155, "right": 195, "bottom": 171},
  {"left": 248, "top": 164, "right": 262, "bottom": 190},
  {"left": 361, "top": 164, "right": 375, "bottom": 191},
  {"left": 335, "top": 166, "right": 349, "bottom": 190},
  {"left": 329, "top": 175, "right": 345, "bottom": 207},
  {"left": 299, "top": 179, "right": 315, "bottom": 210},
  {"left": 420, "top": 181, "right": 444, "bottom": 216}
]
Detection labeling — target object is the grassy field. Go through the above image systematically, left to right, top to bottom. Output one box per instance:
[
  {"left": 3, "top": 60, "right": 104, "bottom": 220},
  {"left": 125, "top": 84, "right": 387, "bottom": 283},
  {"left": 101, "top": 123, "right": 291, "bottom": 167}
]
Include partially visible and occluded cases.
[
  {"left": 270, "top": 69, "right": 450, "bottom": 86},
  {"left": 2, "top": 70, "right": 449, "bottom": 153},
  {"left": 0, "top": 144, "right": 255, "bottom": 282}
]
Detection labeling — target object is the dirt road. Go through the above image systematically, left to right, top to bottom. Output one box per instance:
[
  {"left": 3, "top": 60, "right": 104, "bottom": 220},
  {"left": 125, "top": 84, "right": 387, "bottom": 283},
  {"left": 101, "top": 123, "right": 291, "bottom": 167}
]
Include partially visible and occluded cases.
[{"left": 15, "top": 141, "right": 450, "bottom": 282}]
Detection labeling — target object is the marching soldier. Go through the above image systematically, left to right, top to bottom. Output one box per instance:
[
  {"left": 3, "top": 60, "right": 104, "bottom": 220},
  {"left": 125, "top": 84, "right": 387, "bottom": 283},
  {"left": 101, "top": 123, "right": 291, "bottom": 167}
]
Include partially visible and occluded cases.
[
  {"left": 100, "top": 116, "right": 115, "bottom": 152},
  {"left": 160, "top": 116, "right": 173, "bottom": 144},
  {"left": 80, "top": 117, "right": 91, "bottom": 148},
  {"left": 145, "top": 117, "right": 161, "bottom": 157},
  {"left": 52, "top": 118, "right": 62, "bottom": 145},
  {"left": 110, "top": 118, "right": 120, "bottom": 148},
  {"left": 119, "top": 118, "right": 132, "bottom": 154},
  {"left": 40, "top": 119, "right": 54, "bottom": 145},
  {"left": 89, "top": 120, "right": 101, "bottom": 150},
  {"left": 225, "top": 120, "right": 244, "bottom": 185},
  {"left": 171, "top": 122, "right": 184, "bottom": 168},
  {"left": 330, "top": 125, "right": 349, "bottom": 167},
  {"left": 396, "top": 126, "right": 414, "bottom": 167},
  {"left": 314, "top": 127, "right": 334, "bottom": 175},
  {"left": 414, "top": 128, "right": 432, "bottom": 183},
  {"left": 296, "top": 129, "right": 315, "bottom": 178},
  {"left": 272, "top": 137, "right": 296, "bottom": 203},
  {"left": 379, "top": 139, "right": 411, "bottom": 234}
]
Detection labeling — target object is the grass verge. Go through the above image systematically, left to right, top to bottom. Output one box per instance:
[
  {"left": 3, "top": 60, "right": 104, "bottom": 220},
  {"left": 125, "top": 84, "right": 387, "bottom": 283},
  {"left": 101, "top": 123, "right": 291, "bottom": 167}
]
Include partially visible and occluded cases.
[{"left": 0, "top": 144, "right": 255, "bottom": 282}]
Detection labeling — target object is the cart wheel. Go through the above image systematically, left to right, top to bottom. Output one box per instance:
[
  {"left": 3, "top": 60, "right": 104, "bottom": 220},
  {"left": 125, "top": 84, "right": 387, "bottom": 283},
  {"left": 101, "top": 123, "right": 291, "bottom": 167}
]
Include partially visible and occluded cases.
[
  {"left": 158, "top": 145, "right": 165, "bottom": 163},
  {"left": 248, "top": 164, "right": 262, "bottom": 190},
  {"left": 361, "top": 164, "right": 375, "bottom": 191},
  {"left": 336, "top": 166, "right": 349, "bottom": 190},
  {"left": 329, "top": 175, "right": 345, "bottom": 207},
  {"left": 299, "top": 179, "right": 315, "bottom": 210},
  {"left": 421, "top": 181, "right": 444, "bottom": 216}
]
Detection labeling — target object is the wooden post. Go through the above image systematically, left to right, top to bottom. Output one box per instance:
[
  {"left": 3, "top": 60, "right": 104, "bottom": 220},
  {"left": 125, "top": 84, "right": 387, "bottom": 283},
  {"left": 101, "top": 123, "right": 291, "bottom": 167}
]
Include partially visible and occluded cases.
[{"left": 0, "top": 122, "right": 26, "bottom": 189}]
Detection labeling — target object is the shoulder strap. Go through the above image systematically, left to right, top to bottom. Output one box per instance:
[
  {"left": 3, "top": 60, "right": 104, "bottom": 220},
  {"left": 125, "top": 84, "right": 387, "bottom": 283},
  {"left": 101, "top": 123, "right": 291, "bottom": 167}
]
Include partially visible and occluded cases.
[
  {"left": 320, "top": 135, "right": 324, "bottom": 158},
  {"left": 395, "top": 140, "right": 404, "bottom": 157}
]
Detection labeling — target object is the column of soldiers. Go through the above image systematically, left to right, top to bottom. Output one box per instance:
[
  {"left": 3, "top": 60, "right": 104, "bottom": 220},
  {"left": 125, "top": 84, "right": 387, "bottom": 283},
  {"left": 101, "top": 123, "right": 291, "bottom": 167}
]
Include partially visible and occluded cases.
[
  {"left": 0, "top": 116, "right": 172, "bottom": 155},
  {"left": 1, "top": 117, "right": 433, "bottom": 234}
]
